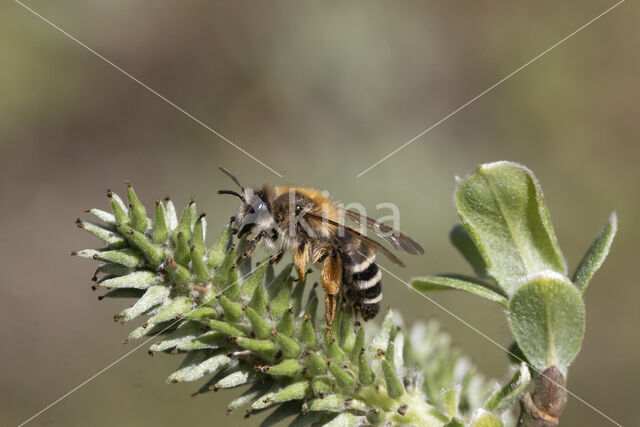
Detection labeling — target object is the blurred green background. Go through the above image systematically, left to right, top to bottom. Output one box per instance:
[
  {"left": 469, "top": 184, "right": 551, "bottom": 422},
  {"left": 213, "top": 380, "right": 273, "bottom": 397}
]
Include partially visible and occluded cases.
[{"left": 1, "top": 1, "right": 638, "bottom": 425}]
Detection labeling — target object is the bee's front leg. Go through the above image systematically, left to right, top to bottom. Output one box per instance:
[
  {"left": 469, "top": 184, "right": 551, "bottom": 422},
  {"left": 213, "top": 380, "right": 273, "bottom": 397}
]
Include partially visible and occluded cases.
[
  {"left": 233, "top": 231, "right": 266, "bottom": 269},
  {"left": 269, "top": 249, "right": 285, "bottom": 264},
  {"left": 321, "top": 249, "right": 342, "bottom": 327}
]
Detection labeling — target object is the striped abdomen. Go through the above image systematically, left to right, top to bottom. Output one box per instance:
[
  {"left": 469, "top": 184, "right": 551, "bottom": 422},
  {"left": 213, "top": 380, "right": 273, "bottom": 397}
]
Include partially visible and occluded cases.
[{"left": 340, "top": 240, "right": 382, "bottom": 320}]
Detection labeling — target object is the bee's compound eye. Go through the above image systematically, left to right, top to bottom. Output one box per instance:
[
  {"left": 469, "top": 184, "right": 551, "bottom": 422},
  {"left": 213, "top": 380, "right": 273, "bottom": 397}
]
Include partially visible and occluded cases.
[{"left": 295, "top": 204, "right": 303, "bottom": 215}]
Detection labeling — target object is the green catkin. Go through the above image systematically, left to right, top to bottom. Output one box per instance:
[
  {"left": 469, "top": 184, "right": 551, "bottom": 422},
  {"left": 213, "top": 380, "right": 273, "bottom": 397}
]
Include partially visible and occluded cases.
[
  {"left": 126, "top": 184, "right": 148, "bottom": 232},
  {"left": 75, "top": 187, "right": 515, "bottom": 426},
  {"left": 108, "top": 191, "right": 130, "bottom": 224},
  {"left": 152, "top": 201, "right": 169, "bottom": 244},
  {"left": 176, "top": 201, "right": 194, "bottom": 240},
  {"left": 191, "top": 213, "right": 206, "bottom": 257},
  {"left": 76, "top": 220, "right": 127, "bottom": 248},
  {"left": 117, "top": 223, "right": 165, "bottom": 266},
  {"left": 207, "top": 224, "right": 231, "bottom": 269},
  {"left": 174, "top": 231, "right": 191, "bottom": 267},
  {"left": 76, "top": 247, "right": 144, "bottom": 268},
  {"left": 190, "top": 248, "right": 210, "bottom": 283},
  {"left": 167, "top": 258, "right": 191, "bottom": 285},
  {"left": 240, "top": 258, "right": 269, "bottom": 298},
  {"left": 267, "top": 264, "right": 293, "bottom": 300},
  {"left": 270, "top": 277, "right": 294, "bottom": 319},
  {"left": 291, "top": 280, "right": 306, "bottom": 316},
  {"left": 248, "top": 283, "right": 268, "bottom": 315},
  {"left": 304, "top": 294, "right": 319, "bottom": 325},
  {"left": 218, "top": 295, "right": 243, "bottom": 322},
  {"left": 245, "top": 306, "right": 272, "bottom": 340},
  {"left": 184, "top": 307, "right": 216, "bottom": 321},
  {"left": 331, "top": 308, "right": 342, "bottom": 337},
  {"left": 339, "top": 309, "right": 356, "bottom": 354},
  {"left": 276, "top": 310, "right": 295, "bottom": 336},
  {"left": 299, "top": 316, "right": 317, "bottom": 350},
  {"left": 207, "top": 319, "right": 246, "bottom": 337},
  {"left": 350, "top": 328, "right": 365, "bottom": 363},
  {"left": 273, "top": 331, "right": 301, "bottom": 359},
  {"left": 324, "top": 332, "right": 345, "bottom": 365},
  {"left": 235, "top": 337, "right": 276, "bottom": 359},
  {"left": 358, "top": 349, "right": 375, "bottom": 386},
  {"left": 305, "top": 352, "right": 327, "bottom": 376},
  {"left": 381, "top": 357, "right": 404, "bottom": 399},
  {"left": 267, "top": 359, "right": 301, "bottom": 377},
  {"left": 327, "top": 361, "right": 355, "bottom": 390},
  {"left": 311, "top": 376, "right": 332, "bottom": 396},
  {"left": 366, "top": 408, "right": 384, "bottom": 424}
]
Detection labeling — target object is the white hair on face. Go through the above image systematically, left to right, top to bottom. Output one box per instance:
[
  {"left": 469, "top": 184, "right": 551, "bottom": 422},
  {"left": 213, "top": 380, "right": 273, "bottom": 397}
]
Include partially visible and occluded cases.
[{"left": 236, "top": 188, "right": 276, "bottom": 234}]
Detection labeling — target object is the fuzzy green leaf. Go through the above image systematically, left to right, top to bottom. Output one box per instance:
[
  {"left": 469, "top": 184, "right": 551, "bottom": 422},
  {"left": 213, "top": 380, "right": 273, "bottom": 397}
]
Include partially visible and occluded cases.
[
  {"left": 455, "top": 161, "right": 566, "bottom": 295},
  {"left": 572, "top": 212, "right": 617, "bottom": 293},
  {"left": 450, "top": 224, "right": 489, "bottom": 278},
  {"left": 509, "top": 272, "right": 585, "bottom": 370},
  {"left": 411, "top": 275, "right": 507, "bottom": 307},
  {"left": 485, "top": 362, "right": 530, "bottom": 413},
  {"left": 442, "top": 385, "right": 461, "bottom": 418},
  {"left": 471, "top": 409, "right": 504, "bottom": 427}
]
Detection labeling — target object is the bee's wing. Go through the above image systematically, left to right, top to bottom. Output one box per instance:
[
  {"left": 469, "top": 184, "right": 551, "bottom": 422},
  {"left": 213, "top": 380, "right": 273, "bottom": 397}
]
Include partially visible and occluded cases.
[
  {"left": 338, "top": 207, "right": 424, "bottom": 255},
  {"left": 304, "top": 212, "right": 406, "bottom": 268}
]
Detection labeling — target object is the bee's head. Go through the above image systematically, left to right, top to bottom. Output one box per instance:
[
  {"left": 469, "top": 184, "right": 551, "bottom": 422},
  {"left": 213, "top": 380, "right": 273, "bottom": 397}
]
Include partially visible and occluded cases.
[{"left": 217, "top": 167, "right": 273, "bottom": 235}]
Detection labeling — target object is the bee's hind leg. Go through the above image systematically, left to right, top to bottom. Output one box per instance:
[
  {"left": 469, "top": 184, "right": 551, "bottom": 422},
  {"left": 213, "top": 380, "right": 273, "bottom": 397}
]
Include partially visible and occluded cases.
[
  {"left": 293, "top": 242, "right": 309, "bottom": 281},
  {"left": 321, "top": 249, "right": 342, "bottom": 327}
]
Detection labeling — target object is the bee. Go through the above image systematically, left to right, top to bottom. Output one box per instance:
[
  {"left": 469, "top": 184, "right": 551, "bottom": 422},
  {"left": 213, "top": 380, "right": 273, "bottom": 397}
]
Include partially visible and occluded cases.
[{"left": 217, "top": 167, "right": 424, "bottom": 326}]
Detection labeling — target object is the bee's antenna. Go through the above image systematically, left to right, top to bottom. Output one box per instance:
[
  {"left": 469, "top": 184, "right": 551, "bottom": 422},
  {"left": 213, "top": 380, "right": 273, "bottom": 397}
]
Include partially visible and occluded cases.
[
  {"left": 218, "top": 166, "right": 244, "bottom": 190},
  {"left": 217, "top": 190, "right": 245, "bottom": 202}
]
